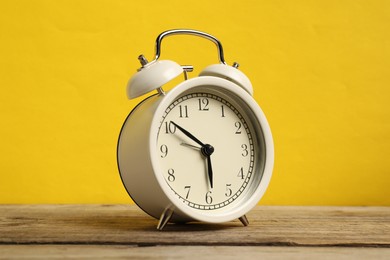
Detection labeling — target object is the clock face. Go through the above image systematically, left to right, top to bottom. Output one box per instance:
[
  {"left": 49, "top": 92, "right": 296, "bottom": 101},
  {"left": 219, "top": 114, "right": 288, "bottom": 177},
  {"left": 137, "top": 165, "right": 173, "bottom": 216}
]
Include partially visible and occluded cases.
[{"left": 156, "top": 88, "right": 264, "bottom": 212}]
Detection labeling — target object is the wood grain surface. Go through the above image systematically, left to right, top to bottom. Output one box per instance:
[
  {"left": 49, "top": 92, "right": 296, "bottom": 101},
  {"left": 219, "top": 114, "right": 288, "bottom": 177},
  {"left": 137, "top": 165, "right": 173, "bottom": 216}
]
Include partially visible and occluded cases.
[{"left": 0, "top": 205, "right": 389, "bottom": 258}]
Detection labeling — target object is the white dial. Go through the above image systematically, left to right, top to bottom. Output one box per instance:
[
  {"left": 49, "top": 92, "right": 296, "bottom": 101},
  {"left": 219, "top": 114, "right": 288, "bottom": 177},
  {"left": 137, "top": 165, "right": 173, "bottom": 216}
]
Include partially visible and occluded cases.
[{"left": 157, "top": 90, "right": 261, "bottom": 211}]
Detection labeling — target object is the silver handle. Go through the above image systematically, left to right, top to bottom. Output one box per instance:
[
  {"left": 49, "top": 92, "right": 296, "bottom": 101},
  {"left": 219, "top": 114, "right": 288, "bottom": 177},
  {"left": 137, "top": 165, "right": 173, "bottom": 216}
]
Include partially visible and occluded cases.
[{"left": 153, "top": 29, "right": 227, "bottom": 64}]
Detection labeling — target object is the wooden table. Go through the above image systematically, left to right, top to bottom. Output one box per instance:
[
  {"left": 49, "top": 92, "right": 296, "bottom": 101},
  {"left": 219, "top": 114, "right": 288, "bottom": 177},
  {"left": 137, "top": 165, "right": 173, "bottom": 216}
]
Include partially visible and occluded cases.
[{"left": 1, "top": 205, "right": 389, "bottom": 259}]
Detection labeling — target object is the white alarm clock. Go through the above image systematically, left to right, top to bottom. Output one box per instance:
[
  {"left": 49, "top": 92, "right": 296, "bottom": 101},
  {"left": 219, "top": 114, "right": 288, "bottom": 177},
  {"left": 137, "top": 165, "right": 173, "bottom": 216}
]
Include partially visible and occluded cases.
[{"left": 117, "top": 29, "right": 274, "bottom": 230}]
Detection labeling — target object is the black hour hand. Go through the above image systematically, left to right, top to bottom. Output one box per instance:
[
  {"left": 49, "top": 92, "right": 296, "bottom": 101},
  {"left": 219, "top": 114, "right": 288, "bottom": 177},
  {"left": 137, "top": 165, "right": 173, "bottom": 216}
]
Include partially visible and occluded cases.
[{"left": 171, "top": 121, "right": 205, "bottom": 147}]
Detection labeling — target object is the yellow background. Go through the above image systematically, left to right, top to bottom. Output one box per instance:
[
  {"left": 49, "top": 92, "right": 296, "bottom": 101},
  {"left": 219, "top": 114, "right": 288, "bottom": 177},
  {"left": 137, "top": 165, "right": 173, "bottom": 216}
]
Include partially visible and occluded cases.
[{"left": 1, "top": 0, "right": 389, "bottom": 205}]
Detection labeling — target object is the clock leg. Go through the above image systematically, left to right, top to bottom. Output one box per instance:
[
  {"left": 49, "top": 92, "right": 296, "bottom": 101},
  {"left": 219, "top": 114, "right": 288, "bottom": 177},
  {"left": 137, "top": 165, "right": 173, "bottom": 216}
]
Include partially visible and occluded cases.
[
  {"left": 157, "top": 207, "right": 174, "bottom": 230},
  {"left": 239, "top": 215, "right": 249, "bottom": 226}
]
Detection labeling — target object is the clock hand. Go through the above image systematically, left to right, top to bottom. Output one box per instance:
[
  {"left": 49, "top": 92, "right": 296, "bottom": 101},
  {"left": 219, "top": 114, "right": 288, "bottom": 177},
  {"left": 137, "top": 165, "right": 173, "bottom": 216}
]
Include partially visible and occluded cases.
[
  {"left": 171, "top": 121, "right": 214, "bottom": 189},
  {"left": 171, "top": 121, "right": 205, "bottom": 147},
  {"left": 180, "top": 142, "right": 201, "bottom": 150},
  {"left": 201, "top": 144, "right": 214, "bottom": 189},
  {"left": 206, "top": 155, "right": 213, "bottom": 189}
]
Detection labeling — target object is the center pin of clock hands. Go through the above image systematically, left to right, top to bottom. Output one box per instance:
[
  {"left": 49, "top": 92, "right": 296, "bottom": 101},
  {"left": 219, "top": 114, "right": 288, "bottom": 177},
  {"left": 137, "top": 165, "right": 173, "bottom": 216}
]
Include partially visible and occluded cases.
[{"left": 171, "top": 121, "right": 214, "bottom": 189}]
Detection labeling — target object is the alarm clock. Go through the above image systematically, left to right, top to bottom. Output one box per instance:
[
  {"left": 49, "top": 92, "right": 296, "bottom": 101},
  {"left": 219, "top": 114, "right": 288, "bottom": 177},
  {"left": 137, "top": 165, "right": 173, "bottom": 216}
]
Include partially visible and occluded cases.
[{"left": 117, "top": 29, "right": 274, "bottom": 230}]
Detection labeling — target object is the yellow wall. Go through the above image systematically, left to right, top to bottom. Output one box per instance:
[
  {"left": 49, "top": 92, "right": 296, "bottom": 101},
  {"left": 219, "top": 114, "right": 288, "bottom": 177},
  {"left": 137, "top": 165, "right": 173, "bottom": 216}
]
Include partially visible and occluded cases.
[{"left": 1, "top": 0, "right": 389, "bottom": 205}]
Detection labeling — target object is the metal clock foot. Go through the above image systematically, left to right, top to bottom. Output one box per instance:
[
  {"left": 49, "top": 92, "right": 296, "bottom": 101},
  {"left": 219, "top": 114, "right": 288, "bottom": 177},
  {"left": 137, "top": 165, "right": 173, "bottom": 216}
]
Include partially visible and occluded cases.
[
  {"left": 157, "top": 207, "right": 174, "bottom": 230},
  {"left": 239, "top": 215, "right": 249, "bottom": 226}
]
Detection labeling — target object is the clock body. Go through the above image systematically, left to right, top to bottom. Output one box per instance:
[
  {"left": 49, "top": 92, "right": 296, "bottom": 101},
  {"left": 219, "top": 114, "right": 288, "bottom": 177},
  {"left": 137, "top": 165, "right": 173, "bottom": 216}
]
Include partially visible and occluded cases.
[{"left": 117, "top": 76, "right": 274, "bottom": 224}]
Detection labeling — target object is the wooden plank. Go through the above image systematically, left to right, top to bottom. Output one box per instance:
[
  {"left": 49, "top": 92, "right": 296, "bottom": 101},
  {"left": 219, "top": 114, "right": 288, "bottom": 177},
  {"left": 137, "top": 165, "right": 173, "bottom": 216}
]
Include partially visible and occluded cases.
[
  {"left": 0, "top": 205, "right": 389, "bottom": 247},
  {"left": 1, "top": 245, "right": 390, "bottom": 260}
]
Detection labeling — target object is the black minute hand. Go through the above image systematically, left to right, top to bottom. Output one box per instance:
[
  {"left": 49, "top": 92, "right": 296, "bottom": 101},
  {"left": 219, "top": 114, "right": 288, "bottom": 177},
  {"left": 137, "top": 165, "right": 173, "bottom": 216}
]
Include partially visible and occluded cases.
[{"left": 206, "top": 155, "right": 213, "bottom": 189}]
